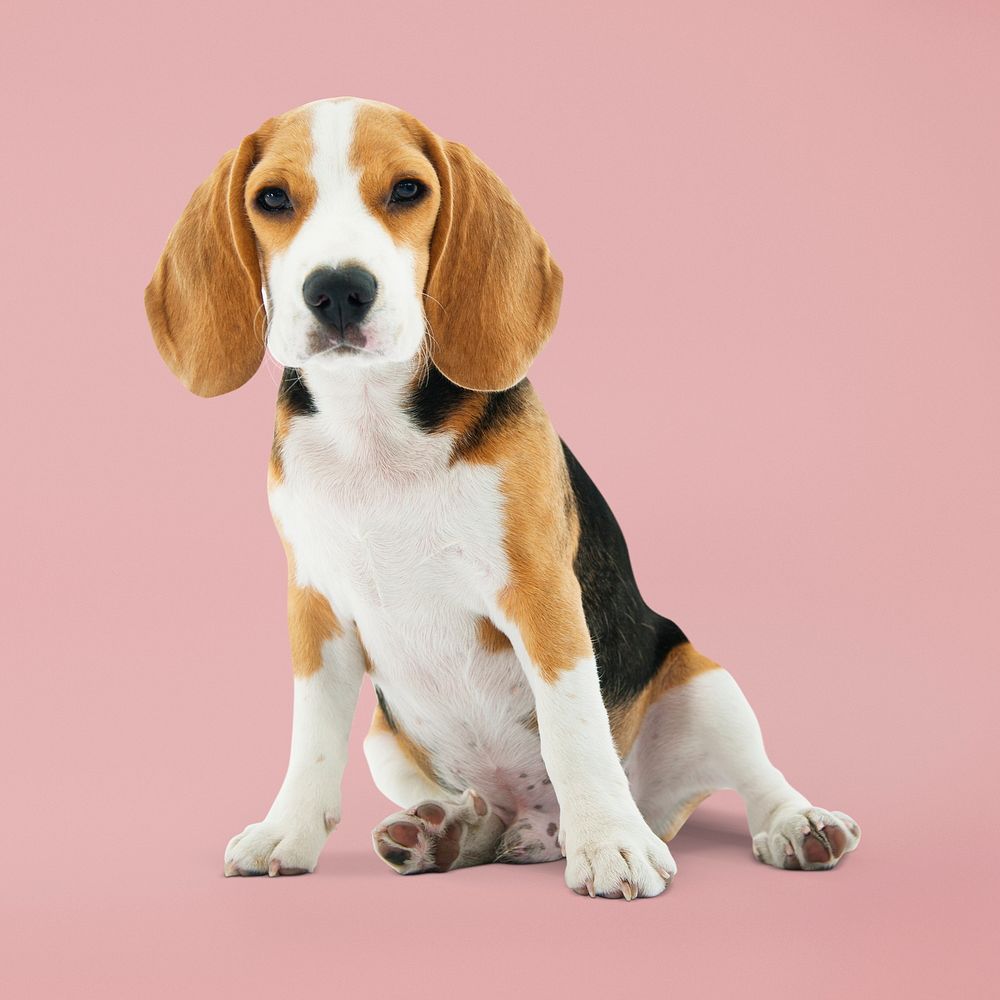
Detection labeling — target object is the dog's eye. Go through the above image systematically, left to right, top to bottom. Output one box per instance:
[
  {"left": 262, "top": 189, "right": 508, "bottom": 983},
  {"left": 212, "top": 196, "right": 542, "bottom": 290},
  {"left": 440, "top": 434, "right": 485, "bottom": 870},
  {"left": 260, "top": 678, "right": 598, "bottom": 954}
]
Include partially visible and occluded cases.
[
  {"left": 389, "top": 179, "right": 425, "bottom": 205},
  {"left": 256, "top": 187, "right": 293, "bottom": 213}
]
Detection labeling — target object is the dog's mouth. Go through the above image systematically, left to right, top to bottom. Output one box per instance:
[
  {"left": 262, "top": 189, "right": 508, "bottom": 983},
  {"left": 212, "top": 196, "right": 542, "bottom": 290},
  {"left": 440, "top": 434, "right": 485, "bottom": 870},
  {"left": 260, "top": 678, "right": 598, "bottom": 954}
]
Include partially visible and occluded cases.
[{"left": 305, "top": 324, "right": 376, "bottom": 359}]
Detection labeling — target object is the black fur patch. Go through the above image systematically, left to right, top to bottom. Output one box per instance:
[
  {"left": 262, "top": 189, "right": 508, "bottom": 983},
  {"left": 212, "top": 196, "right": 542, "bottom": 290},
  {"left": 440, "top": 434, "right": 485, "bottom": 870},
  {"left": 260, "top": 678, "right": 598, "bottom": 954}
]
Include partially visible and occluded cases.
[
  {"left": 405, "top": 363, "right": 530, "bottom": 459},
  {"left": 405, "top": 363, "right": 469, "bottom": 433},
  {"left": 278, "top": 367, "right": 318, "bottom": 415},
  {"left": 452, "top": 380, "right": 530, "bottom": 460},
  {"left": 561, "top": 441, "right": 688, "bottom": 707},
  {"left": 375, "top": 686, "right": 397, "bottom": 731}
]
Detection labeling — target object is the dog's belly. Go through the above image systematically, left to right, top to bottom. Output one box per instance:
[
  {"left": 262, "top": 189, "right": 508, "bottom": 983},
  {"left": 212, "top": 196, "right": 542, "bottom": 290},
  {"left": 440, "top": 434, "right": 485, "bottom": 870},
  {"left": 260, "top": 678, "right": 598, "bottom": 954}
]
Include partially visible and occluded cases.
[{"left": 363, "top": 610, "right": 555, "bottom": 818}]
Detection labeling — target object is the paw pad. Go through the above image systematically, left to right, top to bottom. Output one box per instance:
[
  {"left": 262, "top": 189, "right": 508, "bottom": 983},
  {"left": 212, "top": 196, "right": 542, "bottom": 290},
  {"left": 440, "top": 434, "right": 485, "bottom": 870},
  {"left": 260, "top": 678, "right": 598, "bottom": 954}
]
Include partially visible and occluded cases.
[
  {"left": 372, "top": 790, "right": 504, "bottom": 875},
  {"left": 414, "top": 803, "right": 446, "bottom": 824},
  {"left": 386, "top": 821, "right": 421, "bottom": 847}
]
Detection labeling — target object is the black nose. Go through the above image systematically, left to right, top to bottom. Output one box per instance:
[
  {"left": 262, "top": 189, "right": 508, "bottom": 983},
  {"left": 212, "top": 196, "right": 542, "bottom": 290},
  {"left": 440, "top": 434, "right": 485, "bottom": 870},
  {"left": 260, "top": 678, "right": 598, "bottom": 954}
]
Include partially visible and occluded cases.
[{"left": 302, "top": 266, "right": 377, "bottom": 332}]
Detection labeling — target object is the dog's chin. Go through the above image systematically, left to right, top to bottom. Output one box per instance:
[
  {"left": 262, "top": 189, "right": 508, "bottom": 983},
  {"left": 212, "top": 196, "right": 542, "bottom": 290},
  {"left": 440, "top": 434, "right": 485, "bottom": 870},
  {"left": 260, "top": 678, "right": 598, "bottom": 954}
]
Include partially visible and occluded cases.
[
  {"left": 269, "top": 322, "right": 422, "bottom": 373},
  {"left": 313, "top": 343, "right": 374, "bottom": 361},
  {"left": 302, "top": 344, "right": 388, "bottom": 374}
]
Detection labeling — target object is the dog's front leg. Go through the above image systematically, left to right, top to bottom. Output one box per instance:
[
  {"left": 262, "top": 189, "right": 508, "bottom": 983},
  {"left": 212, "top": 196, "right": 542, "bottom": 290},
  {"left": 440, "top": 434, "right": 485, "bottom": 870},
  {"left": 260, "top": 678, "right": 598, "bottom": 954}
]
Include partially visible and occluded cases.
[
  {"left": 492, "top": 583, "right": 676, "bottom": 899},
  {"left": 224, "top": 594, "right": 364, "bottom": 877}
]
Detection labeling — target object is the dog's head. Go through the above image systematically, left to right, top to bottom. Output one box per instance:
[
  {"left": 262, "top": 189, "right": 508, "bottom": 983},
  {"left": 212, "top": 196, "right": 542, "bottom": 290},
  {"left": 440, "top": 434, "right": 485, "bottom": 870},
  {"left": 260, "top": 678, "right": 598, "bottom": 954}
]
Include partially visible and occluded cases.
[{"left": 145, "top": 98, "right": 563, "bottom": 396}]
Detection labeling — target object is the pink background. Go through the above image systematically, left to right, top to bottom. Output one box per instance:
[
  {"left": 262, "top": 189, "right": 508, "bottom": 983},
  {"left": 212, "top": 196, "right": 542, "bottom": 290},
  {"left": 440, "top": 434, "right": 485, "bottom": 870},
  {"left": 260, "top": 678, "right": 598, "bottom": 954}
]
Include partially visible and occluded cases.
[{"left": 3, "top": 1, "right": 997, "bottom": 996}]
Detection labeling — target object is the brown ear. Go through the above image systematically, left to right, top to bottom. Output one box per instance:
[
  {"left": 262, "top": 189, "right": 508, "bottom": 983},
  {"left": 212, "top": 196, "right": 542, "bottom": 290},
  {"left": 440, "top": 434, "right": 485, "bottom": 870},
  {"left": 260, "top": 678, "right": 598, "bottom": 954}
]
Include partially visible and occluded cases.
[
  {"left": 144, "top": 135, "right": 264, "bottom": 397},
  {"left": 423, "top": 138, "right": 563, "bottom": 392}
]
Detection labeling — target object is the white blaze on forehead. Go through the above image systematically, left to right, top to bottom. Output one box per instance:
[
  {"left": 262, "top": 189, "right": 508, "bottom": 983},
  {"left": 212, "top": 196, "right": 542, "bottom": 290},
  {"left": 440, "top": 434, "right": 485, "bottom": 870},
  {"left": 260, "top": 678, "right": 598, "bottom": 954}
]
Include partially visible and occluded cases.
[
  {"left": 264, "top": 97, "right": 425, "bottom": 368},
  {"left": 301, "top": 98, "right": 373, "bottom": 263},
  {"left": 308, "top": 98, "right": 363, "bottom": 209}
]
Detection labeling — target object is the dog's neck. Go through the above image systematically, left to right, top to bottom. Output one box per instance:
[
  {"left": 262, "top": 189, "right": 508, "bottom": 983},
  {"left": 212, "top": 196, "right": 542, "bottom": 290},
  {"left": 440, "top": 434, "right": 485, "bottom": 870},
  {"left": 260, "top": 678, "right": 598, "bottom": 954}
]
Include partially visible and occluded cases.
[
  {"left": 298, "top": 357, "right": 416, "bottom": 425},
  {"left": 282, "top": 358, "right": 466, "bottom": 480}
]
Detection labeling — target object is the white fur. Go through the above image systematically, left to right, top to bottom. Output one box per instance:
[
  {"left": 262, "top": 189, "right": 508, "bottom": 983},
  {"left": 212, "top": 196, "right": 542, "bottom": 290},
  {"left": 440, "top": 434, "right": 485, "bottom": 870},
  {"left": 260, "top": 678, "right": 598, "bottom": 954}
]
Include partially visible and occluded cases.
[
  {"left": 224, "top": 626, "right": 365, "bottom": 875},
  {"left": 513, "top": 649, "right": 677, "bottom": 896},
  {"left": 624, "top": 669, "right": 860, "bottom": 871}
]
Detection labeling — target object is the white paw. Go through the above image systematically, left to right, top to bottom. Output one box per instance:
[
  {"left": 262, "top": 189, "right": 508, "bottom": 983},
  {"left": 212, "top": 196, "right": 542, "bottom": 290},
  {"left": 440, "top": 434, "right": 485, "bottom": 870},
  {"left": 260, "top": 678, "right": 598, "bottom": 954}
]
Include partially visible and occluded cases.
[
  {"left": 753, "top": 806, "right": 861, "bottom": 871},
  {"left": 224, "top": 816, "right": 330, "bottom": 877},
  {"left": 562, "top": 816, "right": 677, "bottom": 899}
]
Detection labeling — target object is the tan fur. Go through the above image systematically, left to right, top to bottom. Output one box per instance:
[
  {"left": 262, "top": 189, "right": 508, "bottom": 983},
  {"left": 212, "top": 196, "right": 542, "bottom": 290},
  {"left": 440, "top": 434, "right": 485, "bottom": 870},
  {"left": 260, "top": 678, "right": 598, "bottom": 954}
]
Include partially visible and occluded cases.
[
  {"left": 350, "top": 104, "right": 440, "bottom": 291},
  {"left": 145, "top": 109, "right": 315, "bottom": 398},
  {"left": 243, "top": 109, "right": 317, "bottom": 261},
  {"left": 422, "top": 138, "right": 564, "bottom": 392},
  {"left": 144, "top": 139, "right": 263, "bottom": 397},
  {"left": 402, "top": 366, "right": 504, "bottom": 463},
  {"left": 460, "top": 386, "right": 591, "bottom": 683},
  {"left": 439, "top": 390, "right": 491, "bottom": 456},
  {"left": 268, "top": 397, "right": 293, "bottom": 487},
  {"left": 276, "top": 533, "right": 342, "bottom": 679},
  {"left": 287, "top": 579, "right": 342, "bottom": 679},
  {"left": 476, "top": 616, "right": 513, "bottom": 654},
  {"left": 359, "top": 626, "right": 437, "bottom": 784},
  {"left": 356, "top": 628, "right": 376, "bottom": 674},
  {"left": 609, "top": 643, "right": 722, "bottom": 757},
  {"left": 656, "top": 643, "right": 722, "bottom": 690},
  {"left": 368, "top": 704, "right": 439, "bottom": 787},
  {"left": 660, "top": 793, "right": 711, "bottom": 842}
]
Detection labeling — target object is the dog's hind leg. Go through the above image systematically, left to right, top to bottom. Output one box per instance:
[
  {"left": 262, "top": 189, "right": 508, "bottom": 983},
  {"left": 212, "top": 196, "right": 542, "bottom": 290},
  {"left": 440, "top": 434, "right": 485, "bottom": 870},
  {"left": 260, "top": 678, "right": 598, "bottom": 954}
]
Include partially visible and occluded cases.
[
  {"left": 626, "top": 655, "right": 861, "bottom": 871},
  {"left": 363, "top": 702, "right": 447, "bottom": 807},
  {"left": 364, "top": 706, "right": 507, "bottom": 873}
]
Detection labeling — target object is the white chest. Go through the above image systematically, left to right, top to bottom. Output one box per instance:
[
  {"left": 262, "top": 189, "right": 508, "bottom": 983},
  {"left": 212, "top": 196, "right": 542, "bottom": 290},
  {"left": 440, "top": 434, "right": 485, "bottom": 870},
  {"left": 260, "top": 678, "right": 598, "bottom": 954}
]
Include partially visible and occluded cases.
[
  {"left": 267, "top": 390, "right": 552, "bottom": 809},
  {"left": 270, "top": 394, "right": 542, "bottom": 787},
  {"left": 270, "top": 404, "right": 507, "bottom": 619}
]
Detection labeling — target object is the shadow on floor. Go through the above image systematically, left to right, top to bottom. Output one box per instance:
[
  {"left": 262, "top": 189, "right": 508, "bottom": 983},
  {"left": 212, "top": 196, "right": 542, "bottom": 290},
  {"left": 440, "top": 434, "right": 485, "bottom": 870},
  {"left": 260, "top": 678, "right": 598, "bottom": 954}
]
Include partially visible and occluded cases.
[{"left": 670, "top": 805, "right": 749, "bottom": 857}]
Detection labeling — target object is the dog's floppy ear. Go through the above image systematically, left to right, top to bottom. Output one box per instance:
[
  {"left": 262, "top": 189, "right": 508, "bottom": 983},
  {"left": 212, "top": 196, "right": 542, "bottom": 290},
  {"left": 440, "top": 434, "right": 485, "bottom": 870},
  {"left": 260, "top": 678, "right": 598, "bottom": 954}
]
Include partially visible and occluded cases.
[
  {"left": 145, "top": 135, "right": 264, "bottom": 397},
  {"left": 423, "top": 137, "right": 563, "bottom": 392}
]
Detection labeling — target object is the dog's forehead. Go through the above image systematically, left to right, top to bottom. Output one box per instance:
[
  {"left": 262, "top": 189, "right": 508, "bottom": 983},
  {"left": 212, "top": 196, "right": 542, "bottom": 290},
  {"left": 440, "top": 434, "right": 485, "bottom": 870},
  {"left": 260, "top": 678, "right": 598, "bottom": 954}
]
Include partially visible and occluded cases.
[
  {"left": 256, "top": 99, "right": 428, "bottom": 184},
  {"left": 346, "top": 101, "right": 430, "bottom": 174}
]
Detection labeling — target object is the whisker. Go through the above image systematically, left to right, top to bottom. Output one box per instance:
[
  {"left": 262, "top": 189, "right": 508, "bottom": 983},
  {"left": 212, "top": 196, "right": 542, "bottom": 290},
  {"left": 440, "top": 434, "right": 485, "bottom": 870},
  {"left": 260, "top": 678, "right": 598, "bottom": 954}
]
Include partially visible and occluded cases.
[
  {"left": 421, "top": 291, "right": 447, "bottom": 313},
  {"left": 421, "top": 314, "right": 441, "bottom": 354}
]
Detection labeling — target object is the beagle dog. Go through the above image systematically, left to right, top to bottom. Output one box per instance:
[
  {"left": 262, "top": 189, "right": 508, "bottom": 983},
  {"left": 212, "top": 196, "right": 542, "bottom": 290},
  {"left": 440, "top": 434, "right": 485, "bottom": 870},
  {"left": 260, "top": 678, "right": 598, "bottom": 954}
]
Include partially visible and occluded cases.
[{"left": 145, "top": 97, "right": 860, "bottom": 898}]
